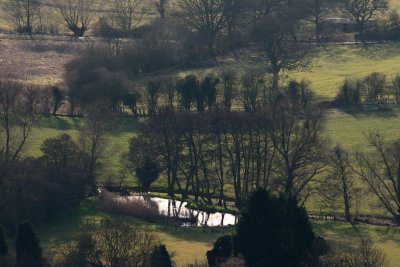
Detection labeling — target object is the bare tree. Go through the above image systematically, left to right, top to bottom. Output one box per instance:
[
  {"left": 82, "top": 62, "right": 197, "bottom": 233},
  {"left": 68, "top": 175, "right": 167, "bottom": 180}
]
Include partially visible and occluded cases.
[
  {"left": 3, "top": 0, "right": 41, "bottom": 34},
  {"left": 56, "top": 0, "right": 95, "bottom": 37},
  {"left": 113, "top": 0, "right": 145, "bottom": 32},
  {"left": 152, "top": 0, "right": 169, "bottom": 19},
  {"left": 175, "top": 0, "right": 244, "bottom": 56},
  {"left": 253, "top": 0, "right": 311, "bottom": 92},
  {"left": 310, "top": 0, "right": 328, "bottom": 43},
  {"left": 344, "top": 0, "right": 388, "bottom": 41},
  {"left": 256, "top": 15, "right": 311, "bottom": 92},
  {"left": 221, "top": 70, "right": 236, "bottom": 111},
  {"left": 240, "top": 70, "right": 264, "bottom": 112},
  {"left": 362, "top": 72, "right": 386, "bottom": 104},
  {"left": 392, "top": 74, "right": 400, "bottom": 104},
  {"left": 0, "top": 78, "right": 35, "bottom": 181},
  {"left": 143, "top": 79, "right": 162, "bottom": 115},
  {"left": 267, "top": 97, "right": 326, "bottom": 198},
  {"left": 79, "top": 101, "right": 115, "bottom": 192},
  {"left": 354, "top": 132, "right": 400, "bottom": 224},
  {"left": 322, "top": 145, "right": 356, "bottom": 222},
  {"left": 57, "top": 219, "right": 159, "bottom": 267},
  {"left": 98, "top": 220, "right": 158, "bottom": 267},
  {"left": 322, "top": 239, "right": 386, "bottom": 267}
]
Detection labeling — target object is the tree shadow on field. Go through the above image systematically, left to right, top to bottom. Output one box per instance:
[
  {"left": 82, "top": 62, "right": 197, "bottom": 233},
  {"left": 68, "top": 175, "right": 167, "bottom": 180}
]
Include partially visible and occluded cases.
[
  {"left": 351, "top": 43, "right": 400, "bottom": 61},
  {"left": 336, "top": 106, "right": 399, "bottom": 119},
  {"left": 35, "top": 115, "right": 83, "bottom": 130},
  {"left": 369, "top": 225, "right": 400, "bottom": 244},
  {"left": 160, "top": 226, "right": 232, "bottom": 244}
]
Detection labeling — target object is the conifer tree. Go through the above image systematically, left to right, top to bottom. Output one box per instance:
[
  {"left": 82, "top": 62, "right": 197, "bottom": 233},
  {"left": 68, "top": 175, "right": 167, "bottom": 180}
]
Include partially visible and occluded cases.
[{"left": 15, "top": 222, "right": 43, "bottom": 267}]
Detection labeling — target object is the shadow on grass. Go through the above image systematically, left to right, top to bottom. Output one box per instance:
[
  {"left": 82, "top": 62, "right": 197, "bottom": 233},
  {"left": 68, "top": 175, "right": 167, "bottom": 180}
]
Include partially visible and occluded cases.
[
  {"left": 352, "top": 43, "right": 400, "bottom": 61},
  {"left": 334, "top": 106, "right": 399, "bottom": 119},
  {"left": 34, "top": 115, "right": 141, "bottom": 133},
  {"left": 35, "top": 115, "right": 83, "bottom": 130},
  {"left": 312, "top": 220, "right": 400, "bottom": 248},
  {"left": 159, "top": 225, "right": 232, "bottom": 244}
]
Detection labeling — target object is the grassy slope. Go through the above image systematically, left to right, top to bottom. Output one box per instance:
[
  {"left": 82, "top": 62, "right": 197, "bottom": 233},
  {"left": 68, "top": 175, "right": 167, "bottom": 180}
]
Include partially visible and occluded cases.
[
  {"left": 291, "top": 43, "right": 400, "bottom": 99},
  {"left": 326, "top": 107, "right": 400, "bottom": 150},
  {"left": 26, "top": 116, "right": 139, "bottom": 184}
]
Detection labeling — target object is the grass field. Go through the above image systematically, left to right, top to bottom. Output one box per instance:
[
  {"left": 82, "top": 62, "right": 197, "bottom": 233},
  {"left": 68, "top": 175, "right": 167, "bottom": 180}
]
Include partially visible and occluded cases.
[
  {"left": 290, "top": 43, "right": 400, "bottom": 99},
  {"left": 326, "top": 106, "right": 400, "bottom": 150},
  {"left": 25, "top": 115, "right": 139, "bottom": 184},
  {"left": 32, "top": 197, "right": 400, "bottom": 266},
  {"left": 37, "top": 198, "right": 232, "bottom": 266}
]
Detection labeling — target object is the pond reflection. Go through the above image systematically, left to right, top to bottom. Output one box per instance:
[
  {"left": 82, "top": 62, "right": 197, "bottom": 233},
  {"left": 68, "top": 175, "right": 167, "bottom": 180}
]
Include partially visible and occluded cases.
[{"left": 127, "top": 196, "right": 237, "bottom": 227}]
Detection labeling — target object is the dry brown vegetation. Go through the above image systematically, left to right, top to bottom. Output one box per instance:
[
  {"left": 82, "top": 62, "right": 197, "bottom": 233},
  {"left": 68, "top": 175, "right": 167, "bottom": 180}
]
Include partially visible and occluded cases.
[{"left": 0, "top": 37, "right": 84, "bottom": 85}]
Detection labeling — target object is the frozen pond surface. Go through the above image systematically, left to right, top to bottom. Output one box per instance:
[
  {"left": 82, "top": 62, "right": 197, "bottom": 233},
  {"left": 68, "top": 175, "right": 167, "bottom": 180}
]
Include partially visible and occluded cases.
[{"left": 127, "top": 195, "right": 238, "bottom": 227}]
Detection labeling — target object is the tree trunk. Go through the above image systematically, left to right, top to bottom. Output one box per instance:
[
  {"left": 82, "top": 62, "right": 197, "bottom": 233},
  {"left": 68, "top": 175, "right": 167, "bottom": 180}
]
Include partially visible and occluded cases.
[
  {"left": 159, "top": 0, "right": 166, "bottom": 19},
  {"left": 315, "top": 0, "right": 321, "bottom": 44},
  {"left": 272, "top": 66, "right": 280, "bottom": 93},
  {"left": 343, "top": 189, "right": 351, "bottom": 222}
]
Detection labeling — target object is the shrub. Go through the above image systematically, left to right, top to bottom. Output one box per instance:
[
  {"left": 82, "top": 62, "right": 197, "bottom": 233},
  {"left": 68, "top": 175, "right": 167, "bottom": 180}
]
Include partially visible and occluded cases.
[
  {"left": 66, "top": 66, "right": 129, "bottom": 111},
  {"left": 362, "top": 72, "right": 386, "bottom": 104},
  {"left": 178, "top": 75, "right": 199, "bottom": 111},
  {"left": 286, "top": 79, "right": 314, "bottom": 110},
  {"left": 334, "top": 79, "right": 362, "bottom": 106},
  {"left": 135, "top": 160, "right": 161, "bottom": 193},
  {"left": 57, "top": 219, "right": 159, "bottom": 267},
  {"left": 207, "top": 235, "right": 234, "bottom": 267},
  {"left": 321, "top": 239, "right": 386, "bottom": 267},
  {"left": 150, "top": 244, "right": 173, "bottom": 267}
]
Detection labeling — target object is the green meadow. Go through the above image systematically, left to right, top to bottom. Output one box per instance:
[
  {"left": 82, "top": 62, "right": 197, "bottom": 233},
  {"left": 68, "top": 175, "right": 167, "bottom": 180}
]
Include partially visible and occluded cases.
[
  {"left": 291, "top": 43, "right": 400, "bottom": 99},
  {"left": 33, "top": 198, "right": 400, "bottom": 266}
]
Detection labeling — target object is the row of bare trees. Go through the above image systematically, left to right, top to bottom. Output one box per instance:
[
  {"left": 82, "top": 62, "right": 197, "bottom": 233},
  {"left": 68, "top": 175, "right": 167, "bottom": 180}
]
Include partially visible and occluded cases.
[
  {"left": 2, "top": 0, "right": 167, "bottom": 36},
  {"left": 65, "top": 57, "right": 316, "bottom": 115},
  {"left": 128, "top": 92, "right": 325, "bottom": 210},
  {"left": 129, "top": 105, "right": 400, "bottom": 224}
]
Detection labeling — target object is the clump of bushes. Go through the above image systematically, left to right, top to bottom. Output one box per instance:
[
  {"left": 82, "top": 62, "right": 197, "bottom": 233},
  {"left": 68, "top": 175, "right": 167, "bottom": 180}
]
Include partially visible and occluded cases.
[
  {"left": 334, "top": 72, "right": 393, "bottom": 107},
  {"left": 334, "top": 79, "right": 362, "bottom": 106},
  {"left": 56, "top": 219, "right": 171, "bottom": 267}
]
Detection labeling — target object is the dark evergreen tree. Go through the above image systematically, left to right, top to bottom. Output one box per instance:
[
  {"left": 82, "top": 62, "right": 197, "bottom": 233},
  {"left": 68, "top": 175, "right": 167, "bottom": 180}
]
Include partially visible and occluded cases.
[
  {"left": 178, "top": 75, "right": 198, "bottom": 111},
  {"left": 201, "top": 76, "right": 219, "bottom": 110},
  {"left": 51, "top": 86, "right": 64, "bottom": 115},
  {"left": 135, "top": 159, "right": 161, "bottom": 193},
  {"left": 236, "top": 189, "right": 315, "bottom": 267},
  {"left": 15, "top": 222, "right": 43, "bottom": 267},
  {"left": 0, "top": 226, "right": 8, "bottom": 256},
  {"left": 206, "top": 235, "right": 233, "bottom": 267},
  {"left": 150, "top": 244, "right": 173, "bottom": 267}
]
